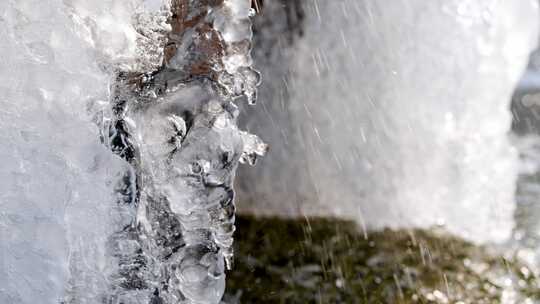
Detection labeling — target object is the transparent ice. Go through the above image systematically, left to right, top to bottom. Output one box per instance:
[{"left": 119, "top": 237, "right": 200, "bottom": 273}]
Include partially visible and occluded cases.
[
  {"left": 0, "top": 0, "right": 263, "bottom": 303},
  {"left": 0, "top": 0, "right": 141, "bottom": 302}
]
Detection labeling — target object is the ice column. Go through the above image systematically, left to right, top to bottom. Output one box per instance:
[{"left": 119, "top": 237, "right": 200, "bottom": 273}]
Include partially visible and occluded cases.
[{"left": 102, "top": 1, "right": 265, "bottom": 303}]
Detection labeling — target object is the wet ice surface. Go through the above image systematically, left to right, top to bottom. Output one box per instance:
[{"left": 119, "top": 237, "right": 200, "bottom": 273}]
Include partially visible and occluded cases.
[
  {"left": 0, "top": 0, "right": 264, "bottom": 303},
  {"left": 0, "top": 0, "right": 136, "bottom": 302},
  {"left": 238, "top": 0, "right": 539, "bottom": 244},
  {"left": 223, "top": 215, "right": 540, "bottom": 304}
]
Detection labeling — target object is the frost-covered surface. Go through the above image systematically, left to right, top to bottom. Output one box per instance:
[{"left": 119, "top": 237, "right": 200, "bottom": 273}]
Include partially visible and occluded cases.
[
  {"left": 0, "top": 0, "right": 262, "bottom": 303},
  {"left": 0, "top": 0, "right": 137, "bottom": 302},
  {"left": 238, "top": 0, "right": 539, "bottom": 243}
]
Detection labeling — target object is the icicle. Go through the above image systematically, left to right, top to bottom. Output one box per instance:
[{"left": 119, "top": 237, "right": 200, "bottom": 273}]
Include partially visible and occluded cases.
[{"left": 101, "top": 1, "right": 265, "bottom": 303}]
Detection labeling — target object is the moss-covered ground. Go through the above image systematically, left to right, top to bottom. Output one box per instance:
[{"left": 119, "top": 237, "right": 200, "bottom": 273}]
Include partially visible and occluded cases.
[{"left": 223, "top": 215, "right": 540, "bottom": 303}]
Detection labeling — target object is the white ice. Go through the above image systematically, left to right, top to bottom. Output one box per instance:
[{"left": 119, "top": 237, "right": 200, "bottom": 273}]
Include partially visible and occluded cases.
[
  {"left": 0, "top": 0, "right": 167, "bottom": 303},
  {"left": 238, "top": 0, "right": 539, "bottom": 244}
]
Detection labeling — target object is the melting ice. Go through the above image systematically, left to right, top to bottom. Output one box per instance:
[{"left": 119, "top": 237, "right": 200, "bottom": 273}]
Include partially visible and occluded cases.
[{"left": 0, "top": 0, "right": 263, "bottom": 303}]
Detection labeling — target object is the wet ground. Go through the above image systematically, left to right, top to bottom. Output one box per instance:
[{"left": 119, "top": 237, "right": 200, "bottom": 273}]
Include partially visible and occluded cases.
[{"left": 224, "top": 215, "right": 540, "bottom": 303}]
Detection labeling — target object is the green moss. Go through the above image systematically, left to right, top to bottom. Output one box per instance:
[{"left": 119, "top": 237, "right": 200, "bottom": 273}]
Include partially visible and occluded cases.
[{"left": 224, "top": 215, "right": 540, "bottom": 303}]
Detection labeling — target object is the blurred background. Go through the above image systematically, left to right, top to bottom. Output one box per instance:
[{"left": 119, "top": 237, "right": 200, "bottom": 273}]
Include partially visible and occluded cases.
[{"left": 226, "top": 0, "right": 540, "bottom": 302}]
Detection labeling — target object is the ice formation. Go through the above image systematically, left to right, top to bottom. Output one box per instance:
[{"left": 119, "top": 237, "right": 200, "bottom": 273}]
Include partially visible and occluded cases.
[
  {"left": 0, "top": 0, "right": 263, "bottom": 303},
  {"left": 238, "top": 0, "right": 539, "bottom": 243}
]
